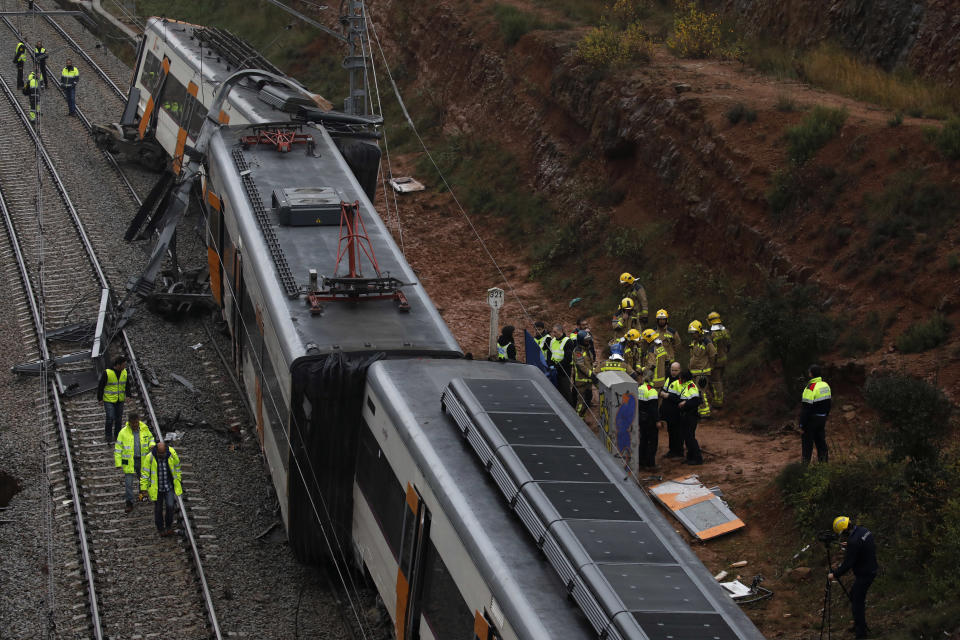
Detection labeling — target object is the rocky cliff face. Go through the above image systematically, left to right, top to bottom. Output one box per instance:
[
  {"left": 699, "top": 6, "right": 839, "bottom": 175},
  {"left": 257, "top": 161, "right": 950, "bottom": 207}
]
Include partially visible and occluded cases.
[{"left": 717, "top": 0, "right": 959, "bottom": 81}]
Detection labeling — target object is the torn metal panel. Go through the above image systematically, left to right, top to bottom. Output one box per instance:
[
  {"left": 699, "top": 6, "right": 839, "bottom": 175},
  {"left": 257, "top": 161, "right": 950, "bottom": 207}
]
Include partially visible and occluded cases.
[
  {"left": 389, "top": 176, "right": 424, "bottom": 193},
  {"left": 649, "top": 474, "right": 745, "bottom": 540}
]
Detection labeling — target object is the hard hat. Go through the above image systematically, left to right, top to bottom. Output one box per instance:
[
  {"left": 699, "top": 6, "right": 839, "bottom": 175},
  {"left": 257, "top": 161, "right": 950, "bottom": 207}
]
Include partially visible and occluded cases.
[
  {"left": 619, "top": 272, "right": 635, "bottom": 285},
  {"left": 620, "top": 297, "right": 635, "bottom": 311},
  {"left": 656, "top": 308, "right": 669, "bottom": 320},
  {"left": 707, "top": 311, "right": 722, "bottom": 325},
  {"left": 688, "top": 319, "right": 703, "bottom": 334},
  {"left": 625, "top": 329, "right": 641, "bottom": 342},
  {"left": 641, "top": 329, "right": 657, "bottom": 343},
  {"left": 577, "top": 330, "right": 593, "bottom": 346},
  {"left": 609, "top": 340, "right": 624, "bottom": 356},
  {"left": 609, "top": 353, "right": 624, "bottom": 362},
  {"left": 832, "top": 516, "right": 850, "bottom": 534}
]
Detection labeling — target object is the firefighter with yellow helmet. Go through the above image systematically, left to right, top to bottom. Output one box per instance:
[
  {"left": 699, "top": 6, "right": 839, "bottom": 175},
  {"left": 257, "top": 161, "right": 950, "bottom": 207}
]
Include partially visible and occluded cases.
[
  {"left": 618, "top": 273, "right": 649, "bottom": 329},
  {"left": 612, "top": 296, "right": 640, "bottom": 337},
  {"left": 654, "top": 308, "right": 677, "bottom": 361},
  {"left": 706, "top": 311, "right": 730, "bottom": 408},
  {"left": 686, "top": 320, "right": 715, "bottom": 418},
  {"left": 641, "top": 329, "right": 669, "bottom": 389}
]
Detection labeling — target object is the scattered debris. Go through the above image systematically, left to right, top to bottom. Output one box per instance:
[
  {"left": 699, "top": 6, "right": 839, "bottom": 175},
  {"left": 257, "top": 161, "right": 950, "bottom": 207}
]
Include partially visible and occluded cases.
[
  {"left": 674, "top": 82, "right": 692, "bottom": 93},
  {"left": 389, "top": 176, "right": 425, "bottom": 193},
  {"left": 568, "top": 297, "right": 582, "bottom": 308},
  {"left": 188, "top": 342, "right": 203, "bottom": 350},
  {"left": 170, "top": 373, "right": 196, "bottom": 393},
  {"left": 163, "top": 431, "right": 183, "bottom": 442},
  {"left": 649, "top": 475, "right": 746, "bottom": 540},
  {"left": 255, "top": 521, "right": 280, "bottom": 540},
  {"left": 730, "top": 560, "right": 749, "bottom": 568},
  {"left": 714, "top": 570, "right": 728, "bottom": 581},
  {"left": 721, "top": 575, "right": 773, "bottom": 604}
]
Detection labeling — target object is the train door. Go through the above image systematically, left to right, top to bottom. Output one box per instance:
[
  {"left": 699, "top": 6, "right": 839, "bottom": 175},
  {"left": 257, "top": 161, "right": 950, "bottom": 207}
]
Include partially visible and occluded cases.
[{"left": 396, "top": 484, "right": 431, "bottom": 640}]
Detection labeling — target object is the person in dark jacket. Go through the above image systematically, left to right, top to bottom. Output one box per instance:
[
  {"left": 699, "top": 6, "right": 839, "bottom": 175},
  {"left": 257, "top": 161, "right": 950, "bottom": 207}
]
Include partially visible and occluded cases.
[
  {"left": 496, "top": 325, "right": 516, "bottom": 362},
  {"left": 659, "top": 362, "right": 683, "bottom": 458},
  {"left": 800, "top": 364, "right": 832, "bottom": 463},
  {"left": 677, "top": 369, "right": 703, "bottom": 465},
  {"left": 829, "top": 516, "right": 878, "bottom": 639}
]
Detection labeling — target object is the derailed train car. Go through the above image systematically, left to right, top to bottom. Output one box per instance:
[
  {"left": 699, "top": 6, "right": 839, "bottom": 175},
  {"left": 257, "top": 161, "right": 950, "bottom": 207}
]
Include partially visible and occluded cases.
[{"left": 112, "top": 16, "right": 765, "bottom": 640}]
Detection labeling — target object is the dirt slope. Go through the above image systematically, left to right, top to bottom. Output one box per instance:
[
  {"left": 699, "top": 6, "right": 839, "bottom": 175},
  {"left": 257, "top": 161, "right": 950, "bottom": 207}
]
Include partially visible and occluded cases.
[{"left": 367, "top": 2, "right": 960, "bottom": 637}]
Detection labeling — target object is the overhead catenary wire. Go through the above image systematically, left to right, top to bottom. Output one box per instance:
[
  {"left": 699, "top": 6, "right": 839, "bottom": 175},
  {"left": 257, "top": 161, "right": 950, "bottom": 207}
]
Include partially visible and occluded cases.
[{"left": 367, "top": 11, "right": 662, "bottom": 487}]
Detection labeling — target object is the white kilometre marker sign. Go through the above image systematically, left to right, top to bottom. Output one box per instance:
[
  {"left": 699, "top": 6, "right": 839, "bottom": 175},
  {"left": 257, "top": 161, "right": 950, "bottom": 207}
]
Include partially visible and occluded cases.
[{"left": 487, "top": 287, "right": 505, "bottom": 359}]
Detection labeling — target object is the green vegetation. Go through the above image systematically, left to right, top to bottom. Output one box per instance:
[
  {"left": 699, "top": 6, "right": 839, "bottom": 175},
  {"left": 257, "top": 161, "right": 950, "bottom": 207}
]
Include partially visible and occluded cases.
[
  {"left": 532, "top": 0, "right": 605, "bottom": 24},
  {"left": 666, "top": 0, "right": 741, "bottom": 60},
  {"left": 576, "top": 1, "right": 656, "bottom": 69},
  {"left": 492, "top": 4, "right": 545, "bottom": 46},
  {"left": 743, "top": 42, "right": 960, "bottom": 119},
  {"left": 774, "top": 94, "right": 800, "bottom": 112},
  {"left": 725, "top": 102, "right": 756, "bottom": 125},
  {"left": 784, "top": 106, "right": 847, "bottom": 165},
  {"left": 887, "top": 111, "right": 904, "bottom": 127},
  {"left": 926, "top": 117, "right": 960, "bottom": 161},
  {"left": 765, "top": 169, "right": 800, "bottom": 215},
  {"left": 866, "top": 169, "right": 959, "bottom": 249},
  {"left": 745, "top": 279, "right": 834, "bottom": 395},
  {"left": 837, "top": 310, "right": 890, "bottom": 357},
  {"left": 895, "top": 314, "right": 951, "bottom": 354},
  {"left": 778, "top": 373, "right": 959, "bottom": 632}
]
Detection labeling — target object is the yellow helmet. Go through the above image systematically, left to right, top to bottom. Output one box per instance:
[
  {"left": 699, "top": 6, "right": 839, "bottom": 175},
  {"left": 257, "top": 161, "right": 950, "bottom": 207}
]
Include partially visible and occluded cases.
[
  {"left": 619, "top": 272, "right": 635, "bottom": 285},
  {"left": 620, "top": 297, "right": 635, "bottom": 311},
  {"left": 656, "top": 308, "right": 669, "bottom": 320},
  {"left": 707, "top": 311, "right": 722, "bottom": 325},
  {"left": 688, "top": 320, "right": 703, "bottom": 334},
  {"left": 625, "top": 329, "right": 641, "bottom": 342},
  {"left": 641, "top": 329, "right": 657, "bottom": 343},
  {"left": 832, "top": 516, "right": 850, "bottom": 534}
]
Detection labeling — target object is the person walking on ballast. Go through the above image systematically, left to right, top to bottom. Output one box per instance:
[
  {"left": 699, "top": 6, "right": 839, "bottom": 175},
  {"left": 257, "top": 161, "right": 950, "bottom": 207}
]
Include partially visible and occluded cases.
[
  {"left": 97, "top": 357, "right": 129, "bottom": 445},
  {"left": 114, "top": 412, "right": 155, "bottom": 513},
  {"left": 140, "top": 441, "right": 182, "bottom": 537}
]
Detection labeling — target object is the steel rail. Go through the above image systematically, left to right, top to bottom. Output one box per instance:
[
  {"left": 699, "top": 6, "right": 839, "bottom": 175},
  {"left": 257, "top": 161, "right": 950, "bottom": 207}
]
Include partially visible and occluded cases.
[
  {"left": 34, "top": 0, "right": 127, "bottom": 99},
  {"left": 0, "top": 17, "right": 142, "bottom": 208},
  {"left": 0, "top": 63, "right": 222, "bottom": 640}
]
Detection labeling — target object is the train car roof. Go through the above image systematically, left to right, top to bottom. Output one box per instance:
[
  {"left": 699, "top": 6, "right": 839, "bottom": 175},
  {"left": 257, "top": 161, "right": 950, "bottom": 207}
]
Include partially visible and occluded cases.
[
  {"left": 206, "top": 123, "right": 462, "bottom": 360},
  {"left": 366, "top": 359, "right": 596, "bottom": 639},
  {"left": 368, "top": 359, "right": 765, "bottom": 640}
]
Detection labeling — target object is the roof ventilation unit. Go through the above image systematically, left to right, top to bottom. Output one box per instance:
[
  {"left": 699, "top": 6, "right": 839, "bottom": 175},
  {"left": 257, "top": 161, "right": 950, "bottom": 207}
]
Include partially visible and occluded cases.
[{"left": 272, "top": 187, "right": 343, "bottom": 226}]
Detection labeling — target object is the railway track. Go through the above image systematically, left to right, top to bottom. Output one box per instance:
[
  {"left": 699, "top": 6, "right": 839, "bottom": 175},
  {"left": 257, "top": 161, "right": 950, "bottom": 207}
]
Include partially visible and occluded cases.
[{"left": 0, "top": 52, "right": 222, "bottom": 640}]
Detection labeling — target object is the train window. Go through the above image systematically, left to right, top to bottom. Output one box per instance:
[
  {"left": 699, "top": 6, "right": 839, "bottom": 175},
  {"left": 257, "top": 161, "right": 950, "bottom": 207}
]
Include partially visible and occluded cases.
[
  {"left": 140, "top": 51, "right": 163, "bottom": 97},
  {"left": 159, "top": 74, "right": 188, "bottom": 124},
  {"left": 184, "top": 90, "right": 207, "bottom": 139},
  {"left": 240, "top": 282, "right": 262, "bottom": 362},
  {"left": 260, "top": 347, "right": 289, "bottom": 469},
  {"left": 366, "top": 396, "right": 375, "bottom": 415},
  {"left": 356, "top": 420, "right": 405, "bottom": 558},
  {"left": 420, "top": 539, "right": 474, "bottom": 638}
]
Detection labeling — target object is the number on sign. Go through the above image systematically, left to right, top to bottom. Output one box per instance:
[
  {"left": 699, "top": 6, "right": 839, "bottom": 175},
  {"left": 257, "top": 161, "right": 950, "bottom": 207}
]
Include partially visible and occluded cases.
[{"left": 486, "top": 287, "right": 505, "bottom": 310}]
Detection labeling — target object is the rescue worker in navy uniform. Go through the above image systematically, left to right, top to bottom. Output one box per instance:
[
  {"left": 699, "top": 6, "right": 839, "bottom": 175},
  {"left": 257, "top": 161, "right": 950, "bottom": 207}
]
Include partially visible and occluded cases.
[
  {"left": 13, "top": 41, "right": 27, "bottom": 89},
  {"left": 34, "top": 41, "right": 48, "bottom": 88},
  {"left": 60, "top": 59, "right": 79, "bottom": 116},
  {"left": 23, "top": 67, "right": 40, "bottom": 123},
  {"left": 533, "top": 321, "right": 550, "bottom": 359},
  {"left": 545, "top": 324, "right": 575, "bottom": 407},
  {"left": 496, "top": 325, "right": 516, "bottom": 362},
  {"left": 659, "top": 362, "right": 684, "bottom": 458},
  {"left": 799, "top": 364, "right": 832, "bottom": 463},
  {"left": 677, "top": 369, "right": 703, "bottom": 465},
  {"left": 637, "top": 375, "right": 660, "bottom": 469},
  {"left": 828, "top": 516, "right": 878, "bottom": 639}
]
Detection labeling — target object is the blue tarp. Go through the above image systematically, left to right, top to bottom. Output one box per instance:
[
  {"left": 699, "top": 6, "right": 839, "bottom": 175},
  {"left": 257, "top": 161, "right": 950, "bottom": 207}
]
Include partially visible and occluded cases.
[{"left": 524, "top": 329, "right": 557, "bottom": 386}]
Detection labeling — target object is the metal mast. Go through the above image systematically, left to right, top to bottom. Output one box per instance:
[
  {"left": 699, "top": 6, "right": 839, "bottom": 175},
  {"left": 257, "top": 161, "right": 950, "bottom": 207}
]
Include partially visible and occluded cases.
[{"left": 341, "top": 0, "right": 368, "bottom": 115}]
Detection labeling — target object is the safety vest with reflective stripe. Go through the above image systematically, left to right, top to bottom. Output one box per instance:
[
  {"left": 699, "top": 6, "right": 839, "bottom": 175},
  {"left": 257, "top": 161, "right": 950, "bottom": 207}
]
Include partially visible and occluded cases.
[
  {"left": 15, "top": 42, "right": 26, "bottom": 63},
  {"left": 61, "top": 66, "right": 79, "bottom": 87},
  {"left": 535, "top": 334, "right": 548, "bottom": 354},
  {"left": 549, "top": 336, "right": 569, "bottom": 363},
  {"left": 688, "top": 338, "right": 715, "bottom": 375},
  {"left": 497, "top": 341, "right": 511, "bottom": 361},
  {"left": 646, "top": 342, "right": 668, "bottom": 386},
  {"left": 573, "top": 347, "right": 593, "bottom": 384},
  {"left": 598, "top": 359, "right": 626, "bottom": 373},
  {"left": 103, "top": 368, "right": 127, "bottom": 403},
  {"left": 802, "top": 377, "right": 832, "bottom": 406},
  {"left": 664, "top": 378, "right": 683, "bottom": 400},
  {"left": 680, "top": 380, "right": 700, "bottom": 402},
  {"left": 639, "top": 382, "right": 659, "bottom": 401},
  {"left": 114, "top": 422, "right": 155, "bottom": 474},
  {"left": 140, "top": 447, "right": 183, "bottom": 501}
]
